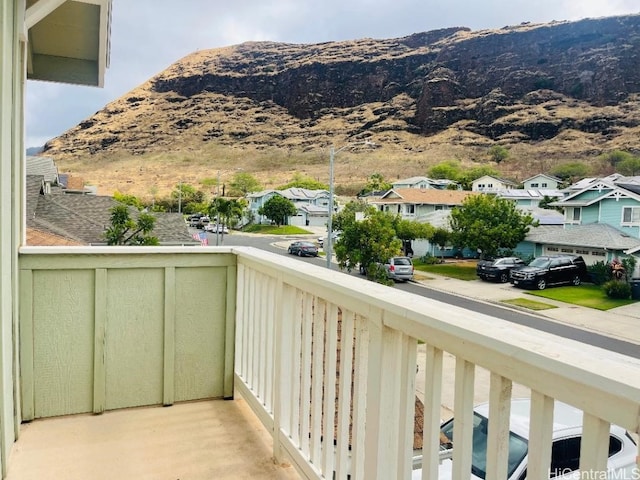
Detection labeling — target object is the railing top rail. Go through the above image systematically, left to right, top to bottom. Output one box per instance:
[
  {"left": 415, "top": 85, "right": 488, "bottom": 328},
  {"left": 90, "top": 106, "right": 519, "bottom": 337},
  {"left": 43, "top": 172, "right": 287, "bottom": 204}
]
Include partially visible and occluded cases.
[{"left": 19, "top": 246, "right": 235, "bottom": 255}]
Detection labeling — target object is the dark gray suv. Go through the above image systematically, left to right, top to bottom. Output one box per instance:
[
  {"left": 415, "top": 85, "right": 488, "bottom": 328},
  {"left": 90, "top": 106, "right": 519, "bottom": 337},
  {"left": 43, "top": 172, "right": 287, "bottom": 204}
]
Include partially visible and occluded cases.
[{"left": 510, "top": 255, "right": 587, "bottom": 290}]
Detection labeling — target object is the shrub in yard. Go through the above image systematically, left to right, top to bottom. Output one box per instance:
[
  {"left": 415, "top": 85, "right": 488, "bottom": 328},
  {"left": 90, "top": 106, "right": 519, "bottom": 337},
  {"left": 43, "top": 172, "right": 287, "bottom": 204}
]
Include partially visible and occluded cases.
[
  {"left": 419, "top": 253, "right": 441, "bottom": 264},
  {"left": 588, "top": 261, "right": 610, "bottom": 285},
  {"left": 602, "top": 280, "right": 631, "bottom": 299}
]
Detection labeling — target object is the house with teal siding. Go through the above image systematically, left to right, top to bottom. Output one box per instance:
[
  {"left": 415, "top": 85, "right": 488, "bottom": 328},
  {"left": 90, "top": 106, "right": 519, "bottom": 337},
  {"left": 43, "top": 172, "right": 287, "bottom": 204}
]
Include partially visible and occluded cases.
[{"left": 517, "top": 176, "right": 640, "bottom": 270}]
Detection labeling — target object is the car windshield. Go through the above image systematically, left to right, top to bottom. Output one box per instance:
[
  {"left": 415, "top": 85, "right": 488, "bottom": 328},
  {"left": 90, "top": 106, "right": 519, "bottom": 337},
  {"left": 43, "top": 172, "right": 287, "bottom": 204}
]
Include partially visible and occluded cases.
[
  {"left": 529, "top": 257, "right": 551, "bottom": 268},
  {"left": 440, "top": 413, "right": 528, "bottom": 478}
]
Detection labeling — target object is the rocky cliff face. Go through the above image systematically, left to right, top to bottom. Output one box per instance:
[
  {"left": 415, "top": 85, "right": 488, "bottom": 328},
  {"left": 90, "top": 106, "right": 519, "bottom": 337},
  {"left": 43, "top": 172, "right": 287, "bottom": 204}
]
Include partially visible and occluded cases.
[{"left": 44, "top": 15, "right": 640, "bottom": 159}]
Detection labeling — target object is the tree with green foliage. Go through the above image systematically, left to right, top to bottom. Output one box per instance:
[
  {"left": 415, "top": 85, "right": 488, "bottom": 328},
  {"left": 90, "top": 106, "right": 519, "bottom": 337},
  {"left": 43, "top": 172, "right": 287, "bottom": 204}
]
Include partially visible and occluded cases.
[
  {"left": 488, "top": 145, "right": 509, "bottom": 164},
  {"left": 600, "top": 150, "right": 634, "bottom": 169},
  {"left": 617, "top": 156, "right": 640, "bottom": 176},
  {"left": 428, "top": 160, "right": 463, "bottom": 180},
  {"left": 550, "top": 162, "right": 591, "bottom": 183},
  {"left": 228, "top": 172, "right": 262, "bottom": 197},
  {"left": 277, "top": 173, "right": 328, "bottom": 190},
  {"left": 359, "top": 173, "right": 392, "bottom": 195},
  {"left": 171, "top": 183, "right": 206, "bottom": 214},
  {"left": 113, "top": 191, "right": 144, "bottom": 210},
  {"left": 258, "top": 195, "right": 297, "bottom": 226},
  {"left": 449, "top": 195, "right": 535, "bottom": 259},
  {"left": 539, "top": 195, "right": 562, "bottom": 211},
  {"left": 209, "top": 197, "right": 247, "bottom": 232},
  {"left": 103, "top": 204, "right": 159, "bottom": 245},
  {"left": 332, "top": 205, "right": 402, "bottom": 284},
  {"left": 393, "top": 217, "right": 434, "bottom": 256},
  {"left": 430, "top": 227, "right": 451, "bottom": 261}
]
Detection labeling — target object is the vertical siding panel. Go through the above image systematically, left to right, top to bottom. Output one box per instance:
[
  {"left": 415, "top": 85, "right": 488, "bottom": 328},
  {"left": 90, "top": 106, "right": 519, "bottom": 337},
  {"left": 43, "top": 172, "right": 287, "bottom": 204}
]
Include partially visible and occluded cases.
[
  {"left": 234, "top": 263, "right": 245, "bottom": 378},
  {"left": 224, "top": 264, "right": 236, "bottom": 399},
  {"left": 162, "top": 267, "right": 175, "bottom": 406},
  {"left": 93, "top": 268, "right": 107, "bottom": 413},
  {"left": 18, "top": 269, "right": 33, "bottom": 422},
  {"left": 421, "top": 345, "right": 444, "bottom": 480},
  {"left": 452, "top": 359, "right": 475, "bottom": 480},
  {"left": 485, "top": 373, "right": 512, "bottom": 479},
  {"left": 528, "top": 391, "right": 554, "bottom": 480}
]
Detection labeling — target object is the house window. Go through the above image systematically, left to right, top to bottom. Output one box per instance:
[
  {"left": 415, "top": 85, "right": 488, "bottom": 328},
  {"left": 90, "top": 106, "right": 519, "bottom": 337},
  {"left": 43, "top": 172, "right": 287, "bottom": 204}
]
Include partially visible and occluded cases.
[
  {"left": 541, "top": 182, "right": 548, "bottom": 187},
  {"left": 530, "top": 183, "right": 539, "bottom": 187},
  {"left": 477, "top": 184, "right": 485, "bottom": 189},
  {"left": 406, "top": 205, "right": 415, "bottom": 214},
  {"left": 435, "top": 205, "right": 444, "bottom": 211},
  {"left": 566, "top": 207, "right": 581, "bottom": 223},
  {"left": 622, "top": 207, "right": 640, "bottom": 225},
  {"left": 547, "top": 247, "right": 559, "bottom": 252},
  {"left": 561, "top": 248, "right": 574, "bottom": 253}
]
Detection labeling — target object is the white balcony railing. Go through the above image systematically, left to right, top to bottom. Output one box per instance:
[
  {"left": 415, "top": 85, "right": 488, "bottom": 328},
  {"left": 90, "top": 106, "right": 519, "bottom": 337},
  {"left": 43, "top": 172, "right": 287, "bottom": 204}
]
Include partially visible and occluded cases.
[{"left": 17, "top": 246, "right": 640, "bottom": 480}]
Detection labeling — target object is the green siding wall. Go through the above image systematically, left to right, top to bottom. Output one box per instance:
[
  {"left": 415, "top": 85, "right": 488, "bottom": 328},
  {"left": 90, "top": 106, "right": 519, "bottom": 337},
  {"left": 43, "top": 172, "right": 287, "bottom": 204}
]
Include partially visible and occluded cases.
[{"left": 19, "top": 251, "right": 236, "bottom": 420}]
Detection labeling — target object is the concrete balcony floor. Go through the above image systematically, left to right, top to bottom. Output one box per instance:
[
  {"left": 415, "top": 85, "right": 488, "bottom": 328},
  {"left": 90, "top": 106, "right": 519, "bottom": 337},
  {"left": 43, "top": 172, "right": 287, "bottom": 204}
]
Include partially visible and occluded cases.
[{"left": 6, "top": 397, "right": 300, "bottom": 480}]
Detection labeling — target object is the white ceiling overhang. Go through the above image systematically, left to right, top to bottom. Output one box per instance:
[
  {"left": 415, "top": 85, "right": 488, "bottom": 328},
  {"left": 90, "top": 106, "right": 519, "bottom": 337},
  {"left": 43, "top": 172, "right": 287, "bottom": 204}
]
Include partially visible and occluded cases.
[{"left": 26, "top": 0, "right": 111, "bottom": 87}]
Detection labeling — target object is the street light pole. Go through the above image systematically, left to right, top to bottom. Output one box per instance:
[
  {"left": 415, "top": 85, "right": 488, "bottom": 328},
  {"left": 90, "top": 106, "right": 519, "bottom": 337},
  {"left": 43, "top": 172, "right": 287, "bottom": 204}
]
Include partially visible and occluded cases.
[
  {"left": 325, "top": 140, "right": 375, "bottom": 269},
  {"left": 326, "top": 146, "right": 336, "bottom": 269}
]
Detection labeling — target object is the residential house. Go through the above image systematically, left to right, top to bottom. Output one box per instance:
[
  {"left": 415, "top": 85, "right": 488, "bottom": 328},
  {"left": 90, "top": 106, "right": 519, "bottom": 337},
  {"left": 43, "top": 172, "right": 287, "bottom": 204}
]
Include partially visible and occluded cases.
[
  {"left": 2, "top": 3, "right": 639, "bottom": 479},
  {"left": 26, "top": 156, "right": 58, "bottom": 193},
  {"left": 522, "top": 173, "right": 562, "bottom": 190},
  {"left": 26, "top": 175, "right": 196, "bottom": 246},
  {"left": 471, "top": 175, "right": 518, "bottom": 192},
  {"left": 392, "top": 176, "right": 459, "bottom": 190},
  {"left": 517, "top": 176, "right": 640, "bottom": 269},
  {"left": 247, "top": 187, "right": 330, "bottom": 226},
  {"left": 367, "top": 188, "right": 475, "bottom": 220},
  {"left": 495, "top": 188, "right": 565, "bottom": 208}
]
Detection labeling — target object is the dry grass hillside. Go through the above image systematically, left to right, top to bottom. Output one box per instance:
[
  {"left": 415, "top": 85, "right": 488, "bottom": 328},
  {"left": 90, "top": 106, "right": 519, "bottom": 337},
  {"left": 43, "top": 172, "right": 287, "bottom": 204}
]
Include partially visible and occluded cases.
[{"left": 43, "top": 15, "right": 640, "bottom": 200}]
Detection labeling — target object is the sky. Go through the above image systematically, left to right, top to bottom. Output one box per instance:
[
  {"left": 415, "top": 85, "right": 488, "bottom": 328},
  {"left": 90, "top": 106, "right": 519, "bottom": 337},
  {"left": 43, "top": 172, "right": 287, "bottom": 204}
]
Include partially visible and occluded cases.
[{"left": 25, "top": 0, "right": 640, "bottom": 148}]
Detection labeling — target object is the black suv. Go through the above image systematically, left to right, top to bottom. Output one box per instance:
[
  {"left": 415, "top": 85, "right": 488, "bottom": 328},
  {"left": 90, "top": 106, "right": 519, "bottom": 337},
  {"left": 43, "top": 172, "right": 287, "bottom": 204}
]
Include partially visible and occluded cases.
[
  {"left": 510, "top": 254, "right": 587, "bottom": 290},
  {"left": 476, "top": 256, "right": 525, "bottom": 283}
]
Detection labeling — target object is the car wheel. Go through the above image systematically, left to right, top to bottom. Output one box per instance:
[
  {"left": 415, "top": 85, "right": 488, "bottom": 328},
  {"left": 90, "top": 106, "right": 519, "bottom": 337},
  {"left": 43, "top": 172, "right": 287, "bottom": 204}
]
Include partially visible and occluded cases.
[
  {"left": 287, "top": 248, "right": 292, "bottom": 254},
  {"left": 298, "top": 250, "right": 303, "bottom": 257},
  {"left": 500, "top": 272, "right": 509, "bottom": 283},
  {"left": 572, "top": 275, "right": 581, "bottom": 286},
  {"left": 536, "top": 278, "right": 547, "bottom": 290}
]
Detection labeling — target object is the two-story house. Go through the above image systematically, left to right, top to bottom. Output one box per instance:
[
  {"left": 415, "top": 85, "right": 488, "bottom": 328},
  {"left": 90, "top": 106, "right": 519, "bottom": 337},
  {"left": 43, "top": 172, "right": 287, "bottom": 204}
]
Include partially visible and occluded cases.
[
  {"left": 522, "top": 173, "right": 562, "bottom": 189},
  {"left": 471, "top": 175, "right": 518, "bottom": 192},
  {"left": 392, "top": 176, "right": 459, "bottom": 190},
  {"left": 517, "top": 176, "right": 640, "bottom": 270},
  {"left": 247, "top": 187, "right": 330, "bottom": 226},
  {"left": 367, "top": 188, "right": 475, "bottom": 220}
]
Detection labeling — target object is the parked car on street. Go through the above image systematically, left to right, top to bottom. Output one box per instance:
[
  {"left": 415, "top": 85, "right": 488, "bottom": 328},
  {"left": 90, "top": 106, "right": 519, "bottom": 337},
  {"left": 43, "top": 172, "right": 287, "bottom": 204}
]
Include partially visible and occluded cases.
[
  {"left": 204, "top": 223, "right": 229, "bottom": 234},
  {"left": 318, "top": 231, "right": 341, "bottom": 249},
  {"left": 288, "top": 241, "right": 319, "bottom": 257},
  {"left": 510, "top": 254, "right": 587, "bottom": 290},
  {"left": 384, "top": 256, "right": 414, "bottom": 282},
  {"left": 476, "top": 256, "right": 525, "bottom": 283},
  {"left": 412, "top": 398, "right": 637, "bottom": 480}
]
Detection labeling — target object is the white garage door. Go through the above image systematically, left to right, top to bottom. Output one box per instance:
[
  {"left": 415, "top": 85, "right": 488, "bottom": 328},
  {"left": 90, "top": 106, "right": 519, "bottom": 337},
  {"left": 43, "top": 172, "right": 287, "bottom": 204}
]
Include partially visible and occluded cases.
[{"left": 543, "top": 245, "right": 606, "bottom": 265}]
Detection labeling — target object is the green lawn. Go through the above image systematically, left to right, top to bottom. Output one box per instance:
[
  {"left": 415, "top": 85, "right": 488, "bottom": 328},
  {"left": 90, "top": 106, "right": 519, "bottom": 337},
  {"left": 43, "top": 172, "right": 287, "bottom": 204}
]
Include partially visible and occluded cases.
[
  {"left": 241, "top": 225, "right": 312, "bottom": 235},
  {"left": 413, "top": 260, "right": 478, "bottom": 281},
  {"left": 526, "top": 284, "right": 637, "bottom": 311},
  {"left": 501, "top": 298, "right": 557, "bottom": 311}
]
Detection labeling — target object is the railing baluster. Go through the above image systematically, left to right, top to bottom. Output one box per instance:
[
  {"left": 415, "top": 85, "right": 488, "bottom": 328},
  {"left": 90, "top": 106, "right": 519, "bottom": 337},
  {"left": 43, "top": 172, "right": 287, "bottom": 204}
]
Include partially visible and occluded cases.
[
  {"left": 264, "top": 276, "right": 275, "bottom": 413},
  {"left": 290, "top": 289, "right": 303, "bottom": 447},
  {"left": 300, "top": 292, "right": 314, "bottom": 457},
  {"left": 310, "top": 298, "right": 325, "bottom": 467},
  {"left": 321, "top": 302, "right": 339, "bottom": 477},
  {"left": 336, "top": 309, "right": 355, "bottom": 479},
  {"left": 351, "top": 313, "right": 368, "bottom": 480},
  {"left": 397, "top": 333, "right": 418, "bottom": 480},
  {"left": 421, "top": 344, "right": 443, "bottom": 480},
  {"left": 452, "top": 359, "right": 475, "bottom": 480},
  {"left": 486, "top": 373, "right": 512, "bottom": 479},
  {"left": 528, "top": 390, "right": 554, "bottom": 480},
  {"left": 580, "top": 413, "right": 610, "bottom": 474}
]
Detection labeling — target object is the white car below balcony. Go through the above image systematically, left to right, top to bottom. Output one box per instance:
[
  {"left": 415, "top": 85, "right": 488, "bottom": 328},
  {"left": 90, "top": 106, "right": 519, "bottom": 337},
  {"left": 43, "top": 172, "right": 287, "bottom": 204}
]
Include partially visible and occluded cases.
[
  {"left": 204, "top": 223, "right": 229, "bottom": 234},
  {"left": 413, "top": 398, "right": 638, "bottom": 480}
]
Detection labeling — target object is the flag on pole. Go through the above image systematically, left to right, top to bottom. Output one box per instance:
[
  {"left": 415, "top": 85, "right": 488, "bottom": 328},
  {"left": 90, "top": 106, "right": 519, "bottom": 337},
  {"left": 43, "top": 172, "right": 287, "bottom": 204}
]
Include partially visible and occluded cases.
[{"left": 192, "top": 231, "right": 208, "bottom": 246}]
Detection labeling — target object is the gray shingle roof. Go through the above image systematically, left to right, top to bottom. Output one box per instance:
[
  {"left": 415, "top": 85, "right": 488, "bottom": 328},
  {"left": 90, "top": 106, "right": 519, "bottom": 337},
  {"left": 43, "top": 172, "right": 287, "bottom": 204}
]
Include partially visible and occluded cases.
[
  {"left": 26, "top": 156, "right": 58, "bottom": 183},
  {"left": 28, "top": 190, "right": 196, "bottom": 245},
  {"left": 525, "top": 224, "right": 640, "bottom": 250}
]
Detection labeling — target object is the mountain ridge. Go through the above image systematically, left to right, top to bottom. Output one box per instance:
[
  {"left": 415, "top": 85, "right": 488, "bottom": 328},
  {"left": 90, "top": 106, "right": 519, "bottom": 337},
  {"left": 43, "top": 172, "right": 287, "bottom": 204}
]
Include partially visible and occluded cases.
[{"left": 42, "top": 14, "right": 640, "bottom": 198}]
